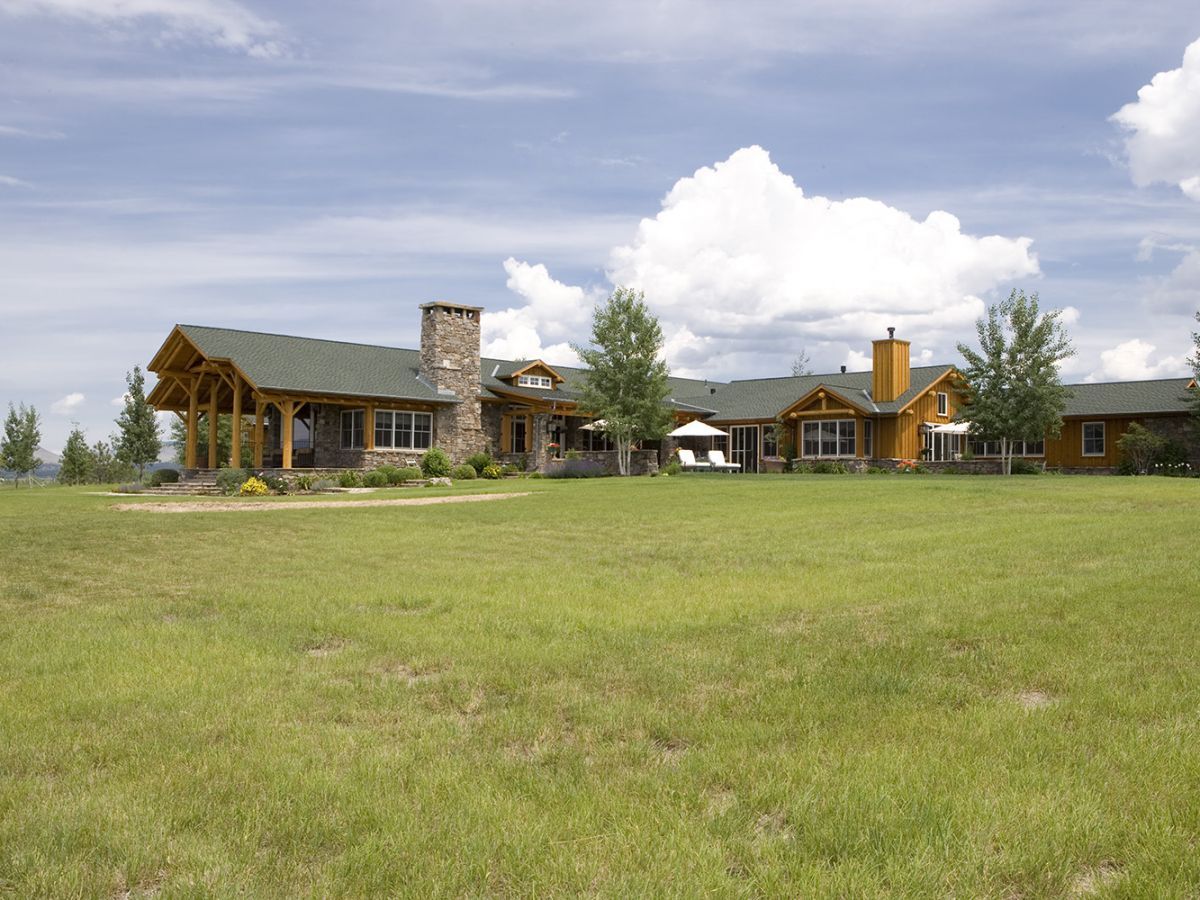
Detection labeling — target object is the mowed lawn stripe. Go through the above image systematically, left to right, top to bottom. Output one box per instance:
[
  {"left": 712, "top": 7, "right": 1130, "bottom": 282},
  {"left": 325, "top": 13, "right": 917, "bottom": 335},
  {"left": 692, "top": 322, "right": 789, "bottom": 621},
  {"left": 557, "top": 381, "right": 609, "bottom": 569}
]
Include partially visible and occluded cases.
[{"left": 0, "top": 476, "right": 1197, "bottom": 896}]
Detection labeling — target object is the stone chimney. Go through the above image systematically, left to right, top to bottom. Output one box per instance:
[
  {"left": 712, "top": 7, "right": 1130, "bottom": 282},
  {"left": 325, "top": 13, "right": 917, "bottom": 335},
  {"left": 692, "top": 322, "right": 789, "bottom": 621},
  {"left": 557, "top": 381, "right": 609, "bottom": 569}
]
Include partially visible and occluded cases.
[
  {"left": 419, "top": 301, "right": 484, "bottom": 460},
  {"left": 871, "top": 326, "right": 911, "bottom": 403}
]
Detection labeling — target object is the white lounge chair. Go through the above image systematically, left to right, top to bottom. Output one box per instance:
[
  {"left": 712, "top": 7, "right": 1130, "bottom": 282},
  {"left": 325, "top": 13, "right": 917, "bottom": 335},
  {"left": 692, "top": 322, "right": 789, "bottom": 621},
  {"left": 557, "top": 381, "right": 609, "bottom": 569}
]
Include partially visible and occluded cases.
[
  {"left": 676, "top": 449, "right": 712, "bottom": 471},
  {"left": 707, "top": 450, "right": 741, "bottom": 472}
]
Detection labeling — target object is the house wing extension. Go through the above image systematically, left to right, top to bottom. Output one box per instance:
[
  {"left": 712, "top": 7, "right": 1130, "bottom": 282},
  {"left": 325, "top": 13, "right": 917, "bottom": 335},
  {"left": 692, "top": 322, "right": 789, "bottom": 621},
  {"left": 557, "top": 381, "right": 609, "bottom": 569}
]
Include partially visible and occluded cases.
[{"left": 149, "top": 325, "right": 449, "bottom": 407}]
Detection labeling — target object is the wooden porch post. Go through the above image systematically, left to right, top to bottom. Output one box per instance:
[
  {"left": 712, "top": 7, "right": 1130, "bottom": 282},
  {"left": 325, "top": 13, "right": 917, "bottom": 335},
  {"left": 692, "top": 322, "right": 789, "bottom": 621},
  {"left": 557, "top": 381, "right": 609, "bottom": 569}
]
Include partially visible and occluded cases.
[
  {"left": 230, "top": 374, "right": 243, "bottom": 468},
  {"left": 185, "top": 378, "right": 199, "bottom": 469},
  {"left": 207, "top": 378, "right": 219, "bottom": 470},
  {"left": 281, "top": 399, "right": 294, "bottom": 470},
  {"left": 253, "top": 401, "right": 265, "bottom": 468},
  {"left": 365, "top": 404, "right": 375, "bottom": 451}
]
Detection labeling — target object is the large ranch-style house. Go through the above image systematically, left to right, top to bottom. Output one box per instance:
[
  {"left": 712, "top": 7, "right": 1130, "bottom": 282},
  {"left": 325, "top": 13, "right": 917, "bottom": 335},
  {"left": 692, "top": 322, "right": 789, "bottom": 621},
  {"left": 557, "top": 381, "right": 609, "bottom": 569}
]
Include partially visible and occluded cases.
[{"left": 147, "top": 301, "right": 1198, "bottom": 475}]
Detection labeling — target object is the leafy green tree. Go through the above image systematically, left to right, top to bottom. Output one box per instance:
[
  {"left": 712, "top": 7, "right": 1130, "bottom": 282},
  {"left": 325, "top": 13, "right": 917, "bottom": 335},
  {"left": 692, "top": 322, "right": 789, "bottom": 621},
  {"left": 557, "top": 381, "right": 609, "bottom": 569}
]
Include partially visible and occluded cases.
[
  {"left": 571, "top": 287, "right": 672, "bottom": 476},
  {"left": 955, "top": 290, "right": 1074, "bottom": 475},
  {"left": 114, "top": 366, "right": 161, "bottom": 482},
  {"left": 1, "top": 403, "right": 41, "bottom": 487},
  {"left": 168, "top": 414, "right": 252, "bottom": 468},
  {"left": 1116, "top": 422, "right": 1164, "bottom": 475},
  {"left": 58, "top": 426, "right": 96, "bottom": 485},
  {"left": 91, "top": 439, "right": 133, "bottom": 484}
]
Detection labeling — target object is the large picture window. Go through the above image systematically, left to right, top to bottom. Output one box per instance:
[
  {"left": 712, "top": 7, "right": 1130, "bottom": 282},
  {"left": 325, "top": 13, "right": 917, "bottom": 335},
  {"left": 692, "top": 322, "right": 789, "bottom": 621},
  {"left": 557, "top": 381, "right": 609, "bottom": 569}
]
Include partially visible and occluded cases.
[
  {"left": 340, "top": 409, "right": 364, "bottom": 449},
  {"left": 374, "top": 410, "right": 433, "bottom": 450},
  {"left": 801, "top": 419, "right": 856, "bottom": 458},
  {"left": 1082, "top": 422, "right": 1105, "bottom": 457},
  {"left": 968, "top": 439, "right": 1046, "bottom": 457}
]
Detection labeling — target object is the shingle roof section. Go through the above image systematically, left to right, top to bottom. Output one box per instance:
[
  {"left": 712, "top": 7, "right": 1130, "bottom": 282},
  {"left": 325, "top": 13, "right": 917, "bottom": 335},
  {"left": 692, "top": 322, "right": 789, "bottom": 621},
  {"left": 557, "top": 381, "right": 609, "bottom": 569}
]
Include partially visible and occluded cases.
[
  {"left": 179, "top": 325, "right": 447, "bottom": 403},
  {"left": 686, "top": 365, "right": 954, "bottom": 421},
  {"left": 1061, "top": 378, "right": 1194, "bottom": 417}
]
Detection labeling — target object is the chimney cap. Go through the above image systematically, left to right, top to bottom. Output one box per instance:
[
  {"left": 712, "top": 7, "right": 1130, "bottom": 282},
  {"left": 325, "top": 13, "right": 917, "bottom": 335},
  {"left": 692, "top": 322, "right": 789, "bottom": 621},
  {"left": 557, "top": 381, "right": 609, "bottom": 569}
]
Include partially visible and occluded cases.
[
  {"left": 420, "top": 300, "right": 485, "bottom": 312},
  {"left": 887, "top": 326, "right": 896, "bottom": 339},
  {"left": 840, "top": 365, "right": 847, "bottom": 373}
]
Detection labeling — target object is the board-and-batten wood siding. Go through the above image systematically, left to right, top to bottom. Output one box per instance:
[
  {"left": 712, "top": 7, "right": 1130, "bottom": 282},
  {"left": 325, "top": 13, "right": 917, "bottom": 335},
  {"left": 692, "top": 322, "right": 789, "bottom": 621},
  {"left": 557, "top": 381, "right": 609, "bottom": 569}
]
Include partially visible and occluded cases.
[
  {"left": 871, "top": 339, "right": 910, "bottom": 403},
  {"left": 882, "top": 381, "right": 961, "bottom": 459},
  {"left": 1044, "top": 416, "right": 1156, "bottom": 468}
]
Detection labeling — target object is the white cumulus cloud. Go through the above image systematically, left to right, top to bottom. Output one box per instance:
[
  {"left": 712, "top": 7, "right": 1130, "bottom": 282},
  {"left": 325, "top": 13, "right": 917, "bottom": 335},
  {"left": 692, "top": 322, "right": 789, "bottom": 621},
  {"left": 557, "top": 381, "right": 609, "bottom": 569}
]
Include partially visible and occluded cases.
[
  {"left": 0, "top": 0, "right": 287, "bottom": 58},
  {"left": 1111, "top": 36, "right": 1200, "bottom": 200},
  {"left": 486, "top": 146, "right": 1040, "bottom": 379},
  {"left": 606, "top": 146, "right": 1038, "bottom": 374},
  {"left": 481, "top": 258, "right": 595, "bottom": 366},
  {"left": 1090, "top": 339, "right": 1189, "bottom": 382},
  {"left": 51, "top": 392, "right": 85, "bottom": 414}
]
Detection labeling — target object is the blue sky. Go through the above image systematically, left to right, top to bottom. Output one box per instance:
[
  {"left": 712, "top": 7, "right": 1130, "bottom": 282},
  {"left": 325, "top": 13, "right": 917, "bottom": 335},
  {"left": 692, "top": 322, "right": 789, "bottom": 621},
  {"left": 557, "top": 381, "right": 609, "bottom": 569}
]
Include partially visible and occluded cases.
[{"left": 2, "top": 0, "right": 1199, "bottom": 451}]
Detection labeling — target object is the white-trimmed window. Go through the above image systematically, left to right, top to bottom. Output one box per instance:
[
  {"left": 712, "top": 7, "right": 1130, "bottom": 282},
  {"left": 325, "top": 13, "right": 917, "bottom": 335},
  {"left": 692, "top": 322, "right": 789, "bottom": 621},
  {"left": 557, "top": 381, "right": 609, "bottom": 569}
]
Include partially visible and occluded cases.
[
  {"left": 517, "top": 374, "right": 553, "bottom": 389},
  {"left": 937, "top": 392, "right": 948, "bottom": 417},
  {"left": 340, "top": 409, "right": 364, "bottom": 449},
  {"left": 374, "top": 410, "right": 433, "bottom": 450},
  {"left": 801, "top": 419, "right": 855, "bottom": 457},
  {"left": 1082, "top": 422, "right": 1105, "bottom": 457},
  {"left": 968, "top": 439, "right": 1046, "bottom": 457}
]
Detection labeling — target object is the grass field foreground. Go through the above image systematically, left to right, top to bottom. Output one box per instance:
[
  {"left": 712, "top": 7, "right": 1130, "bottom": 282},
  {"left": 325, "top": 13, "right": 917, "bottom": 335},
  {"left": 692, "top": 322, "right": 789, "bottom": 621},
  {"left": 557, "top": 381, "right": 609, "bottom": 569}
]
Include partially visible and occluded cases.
[{"left": 1, "top": 475, "right": 1198, "bottom": 896}]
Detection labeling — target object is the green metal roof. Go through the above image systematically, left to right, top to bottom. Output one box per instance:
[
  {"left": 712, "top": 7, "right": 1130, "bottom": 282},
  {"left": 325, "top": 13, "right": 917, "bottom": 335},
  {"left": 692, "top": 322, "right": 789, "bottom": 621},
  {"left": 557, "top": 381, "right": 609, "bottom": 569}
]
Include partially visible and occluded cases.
[
  {"left": 171, "top": 325, "right": 1195, "bottom": 422},
  {"left": 178, "top": 325, "right": 449, "bottom": 403},
  {"left": 680, "top": 365, "right": 955, "bottom": 422},
  {"left": 1061, "top": 378, "right": 1194, "bottom": 417}
]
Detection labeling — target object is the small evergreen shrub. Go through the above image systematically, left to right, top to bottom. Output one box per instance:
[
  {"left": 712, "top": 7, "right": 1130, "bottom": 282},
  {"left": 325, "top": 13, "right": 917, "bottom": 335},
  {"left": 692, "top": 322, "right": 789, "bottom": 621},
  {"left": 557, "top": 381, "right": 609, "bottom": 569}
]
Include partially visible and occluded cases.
[
  {"left": 420, "top": 448, "right": 452, "bottom": 478},
  {"left": 565, "top": 449, "right": 581, "bottom": 460},
  {"left": 465, "top": 452, "right": 493, "bottom": 475},
  {"left": 1010, "top": 458, "right": 1042, "bottom": 475},
  {"left": 662, "top": 460, "right": 682, "bottom": 476},
  {"left": 375, "top": 464, "right": 402, "bottom": 485},
  {"left": 451, "top": 464, "right": 477, "bottom": 480},
  {"left": 481, "top": 464, "right": 503, "bottom": 480},
  {"left": 398, "top": 466, "right": 423, "bottom": 482},
  {"left": 215, "top": 467, "right": 250, "bottom": 495},
  {"left": 149, "top": 468, "right": 180, "bottom": 486},
  {"left": 337, "top": 470, "right": 363, "bottom": 488},
  {"left": 362, "top": 470, "right": 389, "bottom": 487},
  {"left": 293, "top": 473, "right": 316, "bottom": 492},
  {"left": 240, "top": 476, "right": 269, "bottom": 496}
]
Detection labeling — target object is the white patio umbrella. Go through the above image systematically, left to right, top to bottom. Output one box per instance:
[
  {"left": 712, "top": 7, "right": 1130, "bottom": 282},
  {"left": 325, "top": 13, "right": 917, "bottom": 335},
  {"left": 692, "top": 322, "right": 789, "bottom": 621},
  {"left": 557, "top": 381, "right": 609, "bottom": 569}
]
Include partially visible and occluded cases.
[
  {"left": 579, "top": 419, "right": 607, "bottom": 431},
  {"left": 667, "top": 419, "right": 729, "bottom": 438}
]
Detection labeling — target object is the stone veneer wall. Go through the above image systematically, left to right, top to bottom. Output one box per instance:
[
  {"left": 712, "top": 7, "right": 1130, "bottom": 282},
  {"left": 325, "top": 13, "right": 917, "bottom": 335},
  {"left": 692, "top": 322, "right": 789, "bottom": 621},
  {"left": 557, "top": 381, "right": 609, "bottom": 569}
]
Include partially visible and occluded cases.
[
  {"left": 419, "top": 304, "right": 485, "bottom": 462},
  {"left": 481, "top": 403, "right": 504, "bottom": 456},
  {"left": 1143, "top": 414, "right": 1200, "bottom": 468}
]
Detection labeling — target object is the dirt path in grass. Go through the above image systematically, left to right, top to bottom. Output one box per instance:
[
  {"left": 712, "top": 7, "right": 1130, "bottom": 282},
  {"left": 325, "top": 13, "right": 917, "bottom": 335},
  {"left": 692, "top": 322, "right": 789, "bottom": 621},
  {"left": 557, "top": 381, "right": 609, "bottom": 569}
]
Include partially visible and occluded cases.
[{"left": 113, "top": 492, "right": 533, "bottom": 513}]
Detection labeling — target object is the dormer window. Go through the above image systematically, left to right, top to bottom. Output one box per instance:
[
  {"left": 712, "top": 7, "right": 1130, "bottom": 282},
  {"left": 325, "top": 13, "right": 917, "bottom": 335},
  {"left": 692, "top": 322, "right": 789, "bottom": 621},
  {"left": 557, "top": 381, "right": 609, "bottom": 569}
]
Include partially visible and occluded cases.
[{"left": 517, "top": 374, "right": 553, "bottom": 389}]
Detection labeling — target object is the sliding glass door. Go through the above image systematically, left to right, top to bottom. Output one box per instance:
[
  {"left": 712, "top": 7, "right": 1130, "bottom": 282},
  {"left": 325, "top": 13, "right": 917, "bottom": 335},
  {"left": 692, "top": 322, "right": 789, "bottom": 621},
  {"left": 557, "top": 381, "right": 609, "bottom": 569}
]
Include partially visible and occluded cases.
[{"left": 730, "top": 425, "right": 759, "bottom": 473}]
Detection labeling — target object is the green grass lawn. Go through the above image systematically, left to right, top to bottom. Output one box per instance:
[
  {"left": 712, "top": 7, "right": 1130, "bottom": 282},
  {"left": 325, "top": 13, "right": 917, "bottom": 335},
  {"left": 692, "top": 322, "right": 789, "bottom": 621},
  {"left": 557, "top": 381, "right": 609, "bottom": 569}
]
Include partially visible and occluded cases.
[{"left": 1, "top": 475, "right": 1198, "bottom": 897}]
